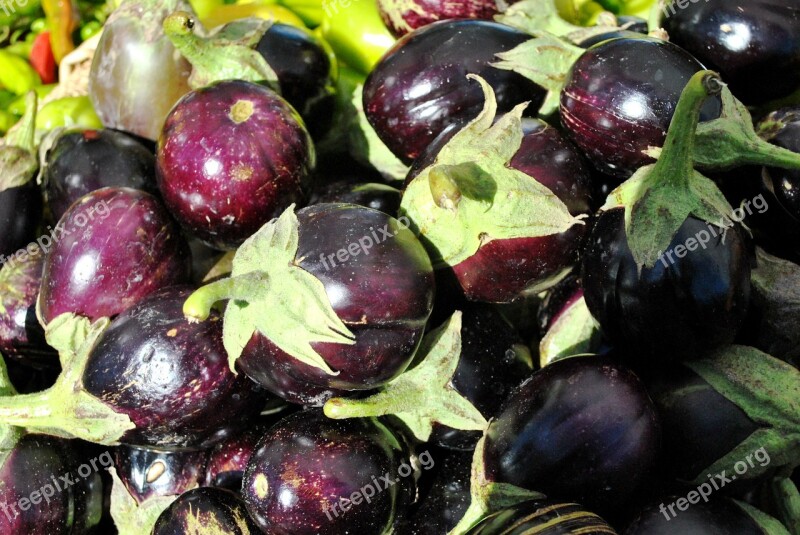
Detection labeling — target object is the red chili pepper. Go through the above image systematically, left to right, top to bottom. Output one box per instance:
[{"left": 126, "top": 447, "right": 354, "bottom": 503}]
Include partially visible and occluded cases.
[{"left": 30, "top": 31, "right": 58, "bottom": 84}]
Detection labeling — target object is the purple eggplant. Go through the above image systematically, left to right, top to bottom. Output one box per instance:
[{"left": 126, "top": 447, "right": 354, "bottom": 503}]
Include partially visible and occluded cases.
[
  {"left": 376, "top": 0, "right": 518, "bottom": 37},
  {"left": 662, "top": 0, "right": 800, "bottom": 106},
  {"left": 363, "top": 19, "right": 545, "bottom": 163},
  {"left": 256, "top": 23, "right": 336, "bottom": 139},
  {"left": 560, "top": 36, "right": 720, "bottom": 179},
  {"left": 156, "top": 80, "right": 314, "bottom": 250},
  {"left": 41, "top": 128, "right": 157, "bottom": 222},
  {"left": 0, "top": 181, "right": 43, "bottom": 260},
  {"left": 309, "top": 181, "right": 402, "bottom": 218},
  {"left": 37, "top": 187, "right": 191, "bottom": 325},
  {"left": 0, "top": 253, "right": 55, "bottom": 367},
  {"left": 81, "top": 286, "right": 267, "bottom": 449},
  {"left": 483, "top": 356, "right": 660, "bottom": 514},
  {"left": 242, "top": 410, "right": 415, "bottom": 535},
  {"left": 203, "top": 424, "right": 270, "bottom": 491},
  {"left": 0, "top": 434, "right": 105, "bottom": 534},
  {"left": 113, "top": 445, "right": 206, "bottom": 504},
  {"left": 152, "top": 487, "right": 260, "bottom": 535},
  {"left": 466, "top": 500, "right": 617, "bottom": 534}
]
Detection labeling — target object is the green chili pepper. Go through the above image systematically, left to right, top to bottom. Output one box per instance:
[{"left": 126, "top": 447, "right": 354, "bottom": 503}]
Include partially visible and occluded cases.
[
  {"left": 316, "top": 0, "right": 394, "bottom": 74},
  {"left": 79, "top": 20, "right": 102, "bottom": 41},
  {"left": 0, "top": 50, "right": 40, "bottom": 95},
  {"left": 7, "top": 84, "right": 56, "bottom": 116},
  {"left": 35, "top": 96, "right": 103, "bottom": 132},
  {"left": 0, "top": 110, "right": 16, "bottom": 135}
]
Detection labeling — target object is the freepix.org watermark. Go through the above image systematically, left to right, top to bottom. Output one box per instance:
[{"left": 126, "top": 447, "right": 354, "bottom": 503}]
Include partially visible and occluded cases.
[
  {"left": 0, "top": 0, "right": 30, "bottom": 16},
  {"left": 661, "top": 0, "right": 711, "bottom": 19},
  {"left": 657, "top": 194, "right": 768, "bottom": 269},
  {"left": 0, "top": 199, "right": 111, "bottom": 270},
  {"left": 318, "top": 216, "right": 412, "bottom": 271},
  {"left": 659, "top": 446, "right": 771, "bottom": 521},
  {"left": 0, "top": 450, "right": 113, "bottom": 521},
  {"left": 323, "top": 450, "right": 435, "bottom": 520}
]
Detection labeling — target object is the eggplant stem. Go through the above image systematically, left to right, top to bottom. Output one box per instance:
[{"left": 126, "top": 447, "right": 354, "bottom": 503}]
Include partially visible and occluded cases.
[{"left": 183, "top": 273, "right": 270, "bottom": 321}]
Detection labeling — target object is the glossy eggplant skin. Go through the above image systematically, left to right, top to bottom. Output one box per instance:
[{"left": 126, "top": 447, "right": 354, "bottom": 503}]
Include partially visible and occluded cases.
[
  {"left": 376, "top": 0, "right": 515, "bottom": 37},
  {"left": 663, "top": 0, "right": 800, "bottom": 106},
  {"left": 364, "top": 19, "right": 545, "bottom": 164},
  {"left": 256, "top": 23, "right": 336, "bottom": 140},
  {"left": 560, "top": 37, "right": 721, "bottom": 179},
  {"left": 157, "top": 80, "right": 314, "bottom": 251},
  {"left": 450, "top": 119, "right": 594, "bottom": 302},
  {"left": 42, "top": 128, "right": 157, "bottom": 222},
  {"left": 0, "top": 181, "right": 43, "bottom": 259},
  {"left": 309, "top": 181, "right": 402, "bottom": 218},
  {"left": 37, "top": 187, "right": 191, "bottom": 325},
  {"left": 237, "top": 203, "right": 434, "bottom": 406},
  {"left": 581, "top": 209, "right": 751, "bottom": 363},
  {"left": 0, "top": 253, "right": 55, "bottom": 367},
  {"left": 82, "top": 286, "right": 266, "bottom": 449},
  {"left": 431, "top": 304, "right": 532, "bottom": 450},
  {"left": 483, "top": 357, "right": 660, "bottom": 514},
  {"left": 643, "top": 365, "right": 760, "bottom": 484},
  {"left": 242, "top": 410, "right": 414, "bottom": 535},
  {"left": 203, "top": 424, "right": 268, "bottom": 491},
  {"left": 0, "top": 434, "right": 104, "bottom": 534},
  {"left": 113, "top": 445, "right": 207, "bottom": 504},
  {"left": 152, "top": 487, "right": 260, "bottom": 535},
  {"left": 625, "top": 498, "right": 766, "bottom": 535},
  {"left": 465, "top": 500, "right": 617, "bottom": 535}
]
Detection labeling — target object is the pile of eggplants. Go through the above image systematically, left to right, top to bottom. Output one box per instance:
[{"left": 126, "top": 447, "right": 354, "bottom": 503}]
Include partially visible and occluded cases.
[{"left": 1, "top": 0, "right": 800, "bottom": 533}]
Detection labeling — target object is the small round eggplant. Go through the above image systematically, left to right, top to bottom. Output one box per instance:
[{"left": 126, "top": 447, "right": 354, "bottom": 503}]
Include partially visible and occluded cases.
[
  {"left": 376, "top": 0, "right": 517, "bottom": 37},
  {"left": 663, "top": 0, "right": 800, "bottom": 106},
  {"left": 364, "top": 19, "right": 545, "bottom": 163},
  {"left": 255, "top": 23, "right": 336, "bottom": 139},
  {"left": 560, "top": 36, "right": 721, "bottom": 179},
  {"left": 156, "top": 80, "right": 314, "bottom": 250},
  {"left": 42, "top": 128, "right": 157, "bottom": 222},
  {"left": 0, "top": 181, "right": 43, "bottom": 259},
  {"left": 309, "top": 181, "right": 402, "bottom": 218},
  {"left": 37, "top": 187, "right": 191, "bottom": 325},
  {"left": 236, "top": 203, "right": 434, "bottom": 405},
  {"left": 581, "top": 208, "right": 751, "bottom": 363},
  {"left": 0, "top": 253, "right": 55, "bottom": 367},
  {"left": 82, "top": 286, "right": 267, "bottom": 449},
  {"left": 430, "top": 303, "right": 532, "bottom": 450},
  {"left": 483, "top": 356, "right": 660, "bottom": 514},
  {"left": 242, "top": 410, "right": 414, "bottom": 535},
  {"left": 203, "top": 424, "right": 270, "bottom": 491},
  {"left": 0, "top": 434, "right": 104, "bottom": 534},
  {"left": 113, "top": 445, "right": 207, "bottom": 504},
  {"left": 152, "top": 487, "right": 260, "bottom": 535},
  {"left": 625, "top": 497, "right": 779, "bottom": 534},
  {"left": 466, "top": 500, "right": 617, "bottom": 534}
]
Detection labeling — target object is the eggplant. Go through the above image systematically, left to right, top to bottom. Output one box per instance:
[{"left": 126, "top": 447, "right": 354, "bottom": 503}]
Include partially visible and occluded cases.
[
  {"left": 376, "top": 0, "right": 516, "bottom": 37},
  {"left": 663, "top": 0, "right": 800, "bottom": 106},
  {"left": 363, "top": 19, "right": 545, "bottom": 163},
  {"left": 256, "top": 23, "right": 336, "bottom": 139},
  {"left": 560, "top": 36, "right": 720, "bottom": 179},
  {"left": 156, "top": 80, "right": 315, "bottom": 250},
  {"left": 41, "top": 128, "right": 157, "bottom": 222},
  {"left": 0, "top": 181, "right": 43, "bottom": 260},
  {"left": 309, "top": 181, "right": 402, "bottom": 218},
  {"left": 37, "top": 187, "right": 191, "bottom": 325},
  {"left": 482, "top": 356, "right": 660, "bottom": 514},
  {"left": 242, "top": 410, "right": 415, "bottom": 535},
  {"left": 203, "top": 424, "right": 270, "bottom": 491},
  {"left": 152, "top": 487, "right": 260, "bottom": 535},
  {"left": 466, "top": 500, "right": 617, "bottom": 534}
]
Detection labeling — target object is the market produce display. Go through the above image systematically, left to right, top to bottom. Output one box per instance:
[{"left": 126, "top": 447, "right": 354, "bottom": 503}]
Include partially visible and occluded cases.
[{"left": 0, "top": 0, "right": 799, "bottom": 534}]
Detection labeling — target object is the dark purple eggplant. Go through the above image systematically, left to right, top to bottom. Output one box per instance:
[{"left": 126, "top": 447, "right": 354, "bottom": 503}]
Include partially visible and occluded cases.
[
  {"left": 376, "top": 0, "right": 516, "bottom": 37},
  {"left": 662, "top": 0, "right": 800, "bottom": 106},
  {"left": 363, "top": 19, "right": 545, "bottom": 163},
  {"left": 256, "top": 23, "right": 336, "bottom": 139},
  {"left": 560, "top": 36, "right": 720, "bottom": 179},
  {"left": 156, "top": 80, "right": 314, "bottom": 250},
  {"left": 41, "top": 128, "right": 157, "bottom": 222},
  {"left": 0, "top": 181, "right": 43, "bottom": 260},
  {"left": 309, "top": 181, "right": 402, "bottom": 218},
  {"left": 37, "top": 187, "right": 191, "bottom": 325},
  {"left": 186, "top": 203, "right": 435, "bottom": 406},
  {"left": 581, "top": 208, "right": 751, "bottom": 363},
  {"left": 0, "top": 253, "right": 55, "bottom": 367},
  {"left": 81, "top": 286, "right": 267, "bottom": 449},
  {"left": 430, "top": 303, "right": 532, "bottom": 451},
  {"left": 482, "top": 356, "right": 660, "bottom": 514},
  {"left": 242, "top": 410, "right": 414, "bottom": 535},
  {"left": 203, "top": 424, "right": 269, "bottom": 491},
  {"left": 0, "top": 434, "right": 105, "bottom": 534},
  {"left": 113, "top": 445, "right": 206, "bottom": 504},
  {"left": 152, "top": 487, "right": 259, "bottom": 535},
  {"left": 625, "top": 497, "right": 786, "bottom": 534},
  {"left": 466, "top": 500, "right": 617, "bottom": 534}
]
